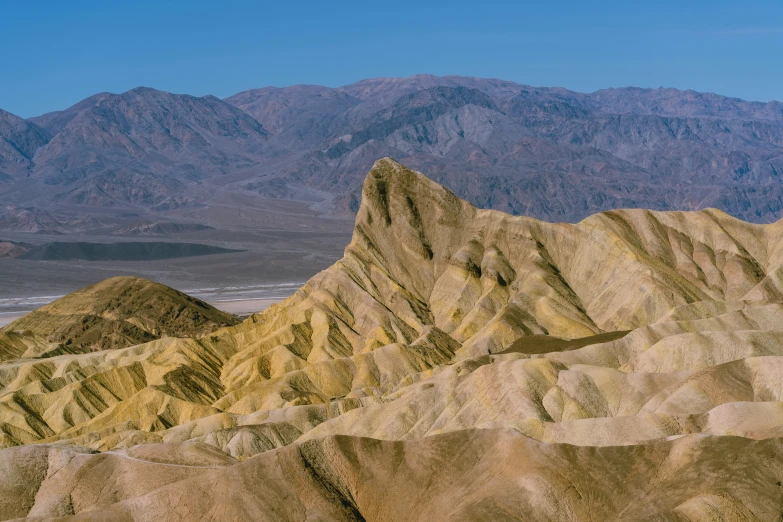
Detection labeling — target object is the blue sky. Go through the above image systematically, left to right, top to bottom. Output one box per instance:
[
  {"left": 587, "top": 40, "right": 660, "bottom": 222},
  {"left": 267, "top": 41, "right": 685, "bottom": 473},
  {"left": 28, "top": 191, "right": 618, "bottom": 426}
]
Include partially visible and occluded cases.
[{"left": 2, "top": 0, "right": 782, "bottom": 117}]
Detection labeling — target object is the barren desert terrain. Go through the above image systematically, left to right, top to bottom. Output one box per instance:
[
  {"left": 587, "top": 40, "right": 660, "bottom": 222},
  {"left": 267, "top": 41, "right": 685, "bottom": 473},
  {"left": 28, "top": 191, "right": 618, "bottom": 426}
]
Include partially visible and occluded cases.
[{"left": 4, "top": 159, "right": 783, "bottom": 520}]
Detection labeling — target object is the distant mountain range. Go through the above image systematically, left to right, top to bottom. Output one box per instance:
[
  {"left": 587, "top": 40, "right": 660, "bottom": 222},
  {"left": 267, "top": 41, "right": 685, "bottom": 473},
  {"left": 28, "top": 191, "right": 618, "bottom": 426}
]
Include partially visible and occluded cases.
[{"left": 2, "top": 74, "right": 783, "bottom": 227}]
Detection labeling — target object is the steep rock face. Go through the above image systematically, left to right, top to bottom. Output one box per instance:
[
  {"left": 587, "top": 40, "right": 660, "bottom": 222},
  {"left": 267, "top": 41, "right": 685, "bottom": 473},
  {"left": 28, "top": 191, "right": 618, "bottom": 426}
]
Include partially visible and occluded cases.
[{"left": 253, "top": 158, "right": 776, "bottom": 354}]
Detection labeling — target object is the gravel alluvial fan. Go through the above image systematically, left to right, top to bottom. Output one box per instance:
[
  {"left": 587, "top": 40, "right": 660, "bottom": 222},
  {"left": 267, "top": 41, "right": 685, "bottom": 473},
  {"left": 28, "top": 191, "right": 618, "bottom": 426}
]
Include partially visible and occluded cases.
[{"left": 5, "top": 159, "right": 783, "bottom": 519}]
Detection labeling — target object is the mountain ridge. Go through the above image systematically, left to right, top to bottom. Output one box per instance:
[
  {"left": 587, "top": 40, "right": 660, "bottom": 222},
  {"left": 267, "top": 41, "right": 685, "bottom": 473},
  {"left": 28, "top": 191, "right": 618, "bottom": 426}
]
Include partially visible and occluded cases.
[
  {"left": 3, "top": 75, "right": 783, "bottom": 228},
  {"left": 3, "top": 87, "right": 271, "bottom": 210}
]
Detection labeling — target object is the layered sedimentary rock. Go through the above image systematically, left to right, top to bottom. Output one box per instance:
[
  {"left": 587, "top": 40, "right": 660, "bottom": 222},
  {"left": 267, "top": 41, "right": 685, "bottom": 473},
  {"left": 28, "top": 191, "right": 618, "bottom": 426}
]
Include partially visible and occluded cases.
[
  {"left": 5, "top": 158, "right": 783, "bottom": 519},
  {"left": 0, "top": 276, "right": 238, "bottom": 359}
]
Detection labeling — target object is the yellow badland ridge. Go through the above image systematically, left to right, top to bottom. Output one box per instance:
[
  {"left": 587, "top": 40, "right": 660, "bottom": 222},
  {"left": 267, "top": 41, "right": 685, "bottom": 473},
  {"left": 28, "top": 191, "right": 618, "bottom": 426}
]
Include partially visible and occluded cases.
[
  {"left": 4, "top": 158, "right": 783, "bottom": 520},
  {"left": 1, "top": 276, "right": 239, "bottom": 361}
]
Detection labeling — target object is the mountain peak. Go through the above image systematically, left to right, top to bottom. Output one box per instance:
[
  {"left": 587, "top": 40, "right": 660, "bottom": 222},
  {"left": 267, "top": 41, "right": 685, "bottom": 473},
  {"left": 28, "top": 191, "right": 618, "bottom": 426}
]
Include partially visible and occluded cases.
[
  {"left": 126, "top": 86, "right": 162, "bottom": 95},
  {"left": 0, "top": 107, "right": 22, "bottom": 121},
  {"left": 0, "top": 108, "right": 50, "bottom": 174},
  {"left": 354, "top": 157, "right": 468, "bottom": 252},
  {"left": 358, "top": 157, "right": 466, "bottom": 223}
]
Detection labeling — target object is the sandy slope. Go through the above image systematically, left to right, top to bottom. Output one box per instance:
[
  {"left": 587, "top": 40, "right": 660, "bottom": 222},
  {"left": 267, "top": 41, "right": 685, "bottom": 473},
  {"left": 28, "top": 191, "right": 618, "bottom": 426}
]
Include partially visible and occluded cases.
[{"left": 4, "top": 432, "right": 783, "bottom": 521}]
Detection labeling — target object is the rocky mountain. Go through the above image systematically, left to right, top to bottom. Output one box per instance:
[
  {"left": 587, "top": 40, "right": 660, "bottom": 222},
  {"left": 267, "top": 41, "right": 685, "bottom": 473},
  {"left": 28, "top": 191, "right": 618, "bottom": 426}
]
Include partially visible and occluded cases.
[
  {"left": 2, "top": 75, "right": 783, "bottom": 231},
  {"left": 228, "top": 75, "right": 783, "bottom": 221},
  {"left": 1, "top": 88, "right": 270, "bottom": 211},
  {"left": 0, "top": 109, "right": 49, "bottom": 179},
  {"left": 5, "top": 160, "right": 783, "bottom": 519}
]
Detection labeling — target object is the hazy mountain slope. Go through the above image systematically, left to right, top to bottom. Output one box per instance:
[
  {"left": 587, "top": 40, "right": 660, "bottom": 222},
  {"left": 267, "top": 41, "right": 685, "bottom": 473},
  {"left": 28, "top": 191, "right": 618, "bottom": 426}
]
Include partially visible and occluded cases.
[
  {"left": 3, "top": 75, "right": 783, "bottom": 229},
  {"left": 246, "top": 80, "right": 783, "bottom": 221},
  {"left": 225, "top": 84, "right": 361, "bottom": 148},
  {"left": 587, "top": 86, "right": 783, "bottom": 120},
  {"left": 16, "top": 88, "right": 272, "bottom": 209},
  {"left": 32, "top": 88, "right": 269, "bottom": 166},
  {"left": 29, "top": 92, "right": 112, "bottom": 135},
  {"left": 0, "top": 109, "right": 49, "bottom": 179},
  {"left": 0, "top": 205, "right": 101, "bottom": 233}
]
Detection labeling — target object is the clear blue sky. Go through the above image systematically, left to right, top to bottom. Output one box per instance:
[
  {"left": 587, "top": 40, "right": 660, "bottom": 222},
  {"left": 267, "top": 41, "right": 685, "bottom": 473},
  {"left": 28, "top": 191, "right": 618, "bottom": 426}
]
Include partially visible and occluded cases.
[{"left": 2, "top": 0, "right": 782, "bottom": 117}]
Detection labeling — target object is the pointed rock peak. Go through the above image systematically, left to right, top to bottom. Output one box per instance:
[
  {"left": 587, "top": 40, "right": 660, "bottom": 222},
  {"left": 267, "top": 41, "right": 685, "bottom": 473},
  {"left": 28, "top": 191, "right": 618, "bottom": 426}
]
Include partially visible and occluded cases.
[
  {"left": 357, "top": 158, "right": 471, "bottom": 231},
  {"left": 347, "top": 159, "right": 478, "bottom": 299}
]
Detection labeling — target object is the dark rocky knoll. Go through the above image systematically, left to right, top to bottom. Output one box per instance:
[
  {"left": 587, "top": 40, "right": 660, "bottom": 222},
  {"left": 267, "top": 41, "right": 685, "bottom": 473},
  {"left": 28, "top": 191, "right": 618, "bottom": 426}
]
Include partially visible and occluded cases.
[
  {"left": 113, "top": 222, "right": 215, "bottom": 235},
  {"left": 0, "top": 240, "right": 30, "bottom": 258},
  {"left": 19, "top": 241, "right": 240, "bottom": 261}
]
